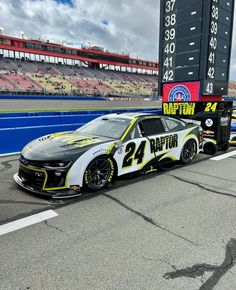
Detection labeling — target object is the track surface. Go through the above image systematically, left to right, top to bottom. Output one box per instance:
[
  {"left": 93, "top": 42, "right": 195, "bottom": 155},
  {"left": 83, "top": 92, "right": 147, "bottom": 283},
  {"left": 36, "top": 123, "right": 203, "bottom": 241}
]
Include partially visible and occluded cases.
[
  {"left": 0, "top": 99, "right": 162, "bottom": 111},
  {"left": 0, "top": 99, "right": 236, "bottom": 289},
  {"left": 0, "top": 99, "right": 234, "bottom": 112},
  {"left": 0, "top": 149, "right": 236, "bottom": 290}
]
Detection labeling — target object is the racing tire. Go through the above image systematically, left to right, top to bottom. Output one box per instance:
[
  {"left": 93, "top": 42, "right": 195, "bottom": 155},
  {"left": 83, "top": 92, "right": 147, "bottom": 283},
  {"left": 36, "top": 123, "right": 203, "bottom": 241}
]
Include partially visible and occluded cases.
[
  {"left": 180, "top": 139, "right": 196, "bottom": 164},
  {"left": 220, "top": 141, "right": 230, "bottom": 152},
  {"left": 203, "top": 142, "right": 218, "bottom": 155},
  {"left": 83, "top": 156, "right": 115, "bottom": 191}
]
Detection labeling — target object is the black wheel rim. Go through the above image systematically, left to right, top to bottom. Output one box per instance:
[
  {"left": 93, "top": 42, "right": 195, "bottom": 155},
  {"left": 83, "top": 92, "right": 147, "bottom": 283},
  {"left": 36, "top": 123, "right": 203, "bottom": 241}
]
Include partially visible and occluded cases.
[
  {"left": 182, "top": 141, "right": 195, "bottom": 162},
  {"left": 86, "top": 158, "right": 112, "bottom": 188}
]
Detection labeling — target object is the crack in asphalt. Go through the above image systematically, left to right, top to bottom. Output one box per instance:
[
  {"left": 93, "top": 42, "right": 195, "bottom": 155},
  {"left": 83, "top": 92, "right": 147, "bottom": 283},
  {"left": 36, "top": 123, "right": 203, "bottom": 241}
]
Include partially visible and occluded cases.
[
  {"left": 0, "top": 159, "right": 18, "bottom": 172},
  {"left": 179, "top": 168, "right": 236, "bottom": 183},
  {"left": 170, "top": 174, "right": 236, "bottom": 199},
  {"left": 102, "top": 193, "right": 198, "bottom": 246},
  {"left": 0, "top": 208, "right": 52, "bottom": 226},
  {"left": 44, "top": 220, "right": 69, "bottom": 237},
  {"left": 163, "top": 238, "right": 236, "bottom": 290}
]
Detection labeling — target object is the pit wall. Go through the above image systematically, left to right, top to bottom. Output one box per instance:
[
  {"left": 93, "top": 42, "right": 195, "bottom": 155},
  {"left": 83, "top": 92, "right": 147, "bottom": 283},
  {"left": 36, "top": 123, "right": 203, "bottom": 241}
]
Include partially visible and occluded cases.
[{"left": 0, "top": 108, "right": 161, "bottom": 155}]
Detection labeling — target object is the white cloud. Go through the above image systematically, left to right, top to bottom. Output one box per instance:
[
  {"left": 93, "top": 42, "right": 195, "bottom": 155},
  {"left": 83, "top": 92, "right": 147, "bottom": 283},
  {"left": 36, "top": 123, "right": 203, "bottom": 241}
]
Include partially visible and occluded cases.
[{"left": 0, "top": 0, "right": 236, "bottom": 80}]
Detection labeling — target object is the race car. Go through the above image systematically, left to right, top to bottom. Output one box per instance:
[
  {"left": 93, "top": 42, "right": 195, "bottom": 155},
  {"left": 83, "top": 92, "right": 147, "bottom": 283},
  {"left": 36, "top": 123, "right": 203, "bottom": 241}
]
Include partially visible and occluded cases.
[
  {"left": 230, "top": 109, "right": 236, "bottom": 145},
  {"left": 232, "top": 109, "right": 236, "bottom": 131},
  {"left": 14, "top": 113, "right": 202, "bottom": 198}
]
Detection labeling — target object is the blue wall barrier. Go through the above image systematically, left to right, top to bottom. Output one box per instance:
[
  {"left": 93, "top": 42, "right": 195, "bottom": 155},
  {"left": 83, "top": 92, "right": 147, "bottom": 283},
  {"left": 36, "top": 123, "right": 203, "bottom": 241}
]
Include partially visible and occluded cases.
[
  {"left": 1, "top": 106, "right": 235, "bottom": 155},
  {"left": 0, "top": 108, "right": 161, "bottom": 155}
]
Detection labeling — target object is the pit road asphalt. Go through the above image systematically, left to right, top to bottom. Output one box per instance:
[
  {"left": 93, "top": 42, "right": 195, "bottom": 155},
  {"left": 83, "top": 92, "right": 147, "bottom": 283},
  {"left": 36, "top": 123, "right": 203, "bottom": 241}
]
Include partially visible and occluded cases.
[{"left": 0, "top": 150, "right": 236, "bottom": 290}]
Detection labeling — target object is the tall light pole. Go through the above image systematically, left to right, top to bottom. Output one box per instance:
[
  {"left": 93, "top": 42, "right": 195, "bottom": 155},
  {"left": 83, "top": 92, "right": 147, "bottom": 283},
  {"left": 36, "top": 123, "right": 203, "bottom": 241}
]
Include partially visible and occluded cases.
[{"left": 0, "top": 27, "right": 4, "bottom": 36}]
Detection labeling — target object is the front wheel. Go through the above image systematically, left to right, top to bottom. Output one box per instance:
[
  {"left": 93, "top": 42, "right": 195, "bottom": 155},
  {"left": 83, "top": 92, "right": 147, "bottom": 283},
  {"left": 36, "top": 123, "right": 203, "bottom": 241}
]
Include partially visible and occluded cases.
[
  {"left": 180, "top": 140, "right": 196, "bottom": 164},
  {"left": 83, "top": 156, "right": 115, "bottom": 191}
]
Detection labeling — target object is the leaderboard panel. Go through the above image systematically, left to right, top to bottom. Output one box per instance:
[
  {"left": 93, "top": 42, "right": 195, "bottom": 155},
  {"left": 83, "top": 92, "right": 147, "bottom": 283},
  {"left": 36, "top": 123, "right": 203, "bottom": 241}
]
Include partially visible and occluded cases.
[
  {"left": 158, "top": 0, "right": 235, "bottom": 97},
  {"left": 159, "top": 0, "right": 203, "bottom": 88},
  {"left": 202, "top": 0, "right": 234, "bottom": 95}
]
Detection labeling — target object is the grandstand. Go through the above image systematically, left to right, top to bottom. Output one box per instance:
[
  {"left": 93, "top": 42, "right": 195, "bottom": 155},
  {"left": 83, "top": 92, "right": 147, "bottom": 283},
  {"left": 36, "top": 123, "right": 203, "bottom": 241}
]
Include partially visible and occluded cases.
[
  {"left": 0, "top": 34, "right": 158, "bottom": 98},
  {"left": 0, "top": 34, "right": 235, "bottom": 98},
  {"left": 0, "top": 58, "right": 158, "bottom": 97}
]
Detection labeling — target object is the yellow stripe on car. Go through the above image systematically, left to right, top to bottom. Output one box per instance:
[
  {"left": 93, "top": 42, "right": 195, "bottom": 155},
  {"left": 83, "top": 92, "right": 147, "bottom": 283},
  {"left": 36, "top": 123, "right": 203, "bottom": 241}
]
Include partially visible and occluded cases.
[
  {"left": 120, "top": 118, "right": 138, "bottom": 141},
  {"left": 182, "top": 129, "right": 198, "bottom": 142},
  {"left": 230, "top": 140, "right": 236, "bottom": 146},
  {"left": 159, "top": 155, "right": 177, "bottom": 161},
  {"left": 20, "top": 163, "right": 69, "bottom": 191}
]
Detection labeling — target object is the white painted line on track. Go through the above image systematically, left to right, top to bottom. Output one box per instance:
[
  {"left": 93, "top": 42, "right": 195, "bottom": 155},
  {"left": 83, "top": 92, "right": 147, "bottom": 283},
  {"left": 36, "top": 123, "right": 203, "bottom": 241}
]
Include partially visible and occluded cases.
[
  {"left": 210, "top": 150, "right": 236, "bottom": 161},
  {"left": 0, "top": 152, "right": 20, "bottom": 157},
  {"left": 0, "top": 210, "right": 58, "bottom": 236}
]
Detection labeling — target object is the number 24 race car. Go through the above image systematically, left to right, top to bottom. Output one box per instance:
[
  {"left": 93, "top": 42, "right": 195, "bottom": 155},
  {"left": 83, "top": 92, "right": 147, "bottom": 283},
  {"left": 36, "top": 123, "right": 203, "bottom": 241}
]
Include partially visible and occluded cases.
[{"left": 14, "top": 113, "right": 202, "bottom": 198}]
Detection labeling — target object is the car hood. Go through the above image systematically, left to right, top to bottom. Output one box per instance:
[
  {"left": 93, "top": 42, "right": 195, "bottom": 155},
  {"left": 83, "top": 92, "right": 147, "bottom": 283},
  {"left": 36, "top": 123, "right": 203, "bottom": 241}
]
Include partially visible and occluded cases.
[{"left": 22, "top": 131, "right": 114, "bottom": 161}]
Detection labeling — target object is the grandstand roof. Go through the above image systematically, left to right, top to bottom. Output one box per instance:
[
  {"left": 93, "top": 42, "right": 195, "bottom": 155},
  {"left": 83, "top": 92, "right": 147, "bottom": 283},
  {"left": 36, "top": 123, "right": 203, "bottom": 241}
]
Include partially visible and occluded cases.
[{"left": 0, "top": 34, "right": 158, "bottom": 71}]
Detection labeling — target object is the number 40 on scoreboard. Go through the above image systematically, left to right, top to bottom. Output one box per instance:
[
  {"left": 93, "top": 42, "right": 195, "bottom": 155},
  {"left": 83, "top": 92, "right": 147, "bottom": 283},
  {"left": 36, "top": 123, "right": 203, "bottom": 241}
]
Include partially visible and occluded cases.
[{"left": 158, "top": 0, "right": 235, "bottom": 98}]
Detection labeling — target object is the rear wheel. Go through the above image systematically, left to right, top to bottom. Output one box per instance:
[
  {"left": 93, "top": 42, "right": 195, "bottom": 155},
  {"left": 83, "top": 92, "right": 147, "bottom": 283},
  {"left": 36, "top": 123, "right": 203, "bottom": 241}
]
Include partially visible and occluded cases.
[
  {"left": 180, "top": 140, "right": 196, "bottom": 164},
  {"left": 220, "top": 141, "right": 230, "bottom": 152},
  {"left": 203, "top": 142, "right": 218, "bottom": 155},
  {"left": 83, "top": 156, "right": 114, "bottom": 191}
]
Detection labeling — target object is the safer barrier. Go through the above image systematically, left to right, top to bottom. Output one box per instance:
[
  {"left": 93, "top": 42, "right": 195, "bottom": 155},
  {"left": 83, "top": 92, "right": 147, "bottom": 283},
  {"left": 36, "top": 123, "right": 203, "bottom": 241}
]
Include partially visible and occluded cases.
[
  {"left": 1, "top": 106, "right": 235, "bottom": 155},
  {"left": 0, "top": 108, "right": 161, "bottom": 155}
]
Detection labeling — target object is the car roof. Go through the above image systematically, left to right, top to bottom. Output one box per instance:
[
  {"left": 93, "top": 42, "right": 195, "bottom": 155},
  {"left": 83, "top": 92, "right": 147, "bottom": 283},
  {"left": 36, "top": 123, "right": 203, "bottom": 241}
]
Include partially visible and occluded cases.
[{"left": 103, "top": 112, "right": 160, "bottom": 120}]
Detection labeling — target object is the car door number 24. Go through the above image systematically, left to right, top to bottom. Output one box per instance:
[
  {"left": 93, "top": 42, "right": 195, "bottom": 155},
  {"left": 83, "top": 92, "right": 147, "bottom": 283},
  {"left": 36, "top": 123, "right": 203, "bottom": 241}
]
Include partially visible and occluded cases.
[{"left": 122, "top": 141, "right": 146, "bottom": 168}]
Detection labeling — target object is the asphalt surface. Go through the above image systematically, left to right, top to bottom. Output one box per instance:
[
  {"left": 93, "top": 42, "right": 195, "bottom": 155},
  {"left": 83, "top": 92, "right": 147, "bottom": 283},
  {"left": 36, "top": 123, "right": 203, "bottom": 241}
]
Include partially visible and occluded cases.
[
  {"left": 0, "top": 99, "right": 161, "bottom": 112},
  {"left": 0, "top": 149, "right": 236, "bottom": 290}
]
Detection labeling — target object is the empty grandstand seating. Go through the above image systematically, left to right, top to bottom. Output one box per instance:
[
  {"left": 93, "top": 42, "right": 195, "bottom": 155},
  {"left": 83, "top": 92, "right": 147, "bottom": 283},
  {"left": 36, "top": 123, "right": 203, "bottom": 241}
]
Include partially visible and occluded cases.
[
  {"left": 0, "top": 57, "right": 158, "bottom": 97},
  {"left": 0, "top": 59, "right": 18, "bottom": 72},
  {"left": 6, "top": 74, "right": 42, "bottom": 92},
  {"left": 0, "top": 75, "right": 14, "bottom": 91},
  {"left": 31, "top": 75, "right": 78, "bottom": 94}
]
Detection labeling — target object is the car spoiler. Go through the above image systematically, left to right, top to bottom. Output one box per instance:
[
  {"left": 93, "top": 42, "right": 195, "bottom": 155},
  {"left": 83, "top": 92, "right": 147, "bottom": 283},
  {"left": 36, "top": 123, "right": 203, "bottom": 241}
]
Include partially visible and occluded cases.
[{"left": 180, "top": 118, "right": 202, "bottom": 127}]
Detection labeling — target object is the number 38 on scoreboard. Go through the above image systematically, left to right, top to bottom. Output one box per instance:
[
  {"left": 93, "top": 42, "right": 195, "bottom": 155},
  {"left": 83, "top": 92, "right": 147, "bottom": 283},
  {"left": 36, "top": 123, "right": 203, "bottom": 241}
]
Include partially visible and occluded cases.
[{"left": 158, "top": 0, "right": 235, "bottom": 97}]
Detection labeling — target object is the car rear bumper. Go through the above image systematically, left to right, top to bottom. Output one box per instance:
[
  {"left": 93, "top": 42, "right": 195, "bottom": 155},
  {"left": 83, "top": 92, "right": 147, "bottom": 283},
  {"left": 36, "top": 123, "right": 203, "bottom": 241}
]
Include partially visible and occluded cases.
[{"left": 13, "top": 173, "right": 82, "bottom": 199}]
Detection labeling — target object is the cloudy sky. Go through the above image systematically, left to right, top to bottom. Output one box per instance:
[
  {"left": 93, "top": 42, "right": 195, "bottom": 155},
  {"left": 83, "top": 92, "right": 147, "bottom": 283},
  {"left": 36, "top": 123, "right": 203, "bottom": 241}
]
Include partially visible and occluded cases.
[{"left": 1, "top": 0, "right": 236, "bottom": 79}]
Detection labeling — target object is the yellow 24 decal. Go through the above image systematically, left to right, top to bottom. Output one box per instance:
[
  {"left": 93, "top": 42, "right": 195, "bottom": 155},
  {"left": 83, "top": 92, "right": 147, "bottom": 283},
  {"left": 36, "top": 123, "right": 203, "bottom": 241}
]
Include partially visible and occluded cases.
[{"left": 204, "top": 102, "right": 218, "bottom": 112}]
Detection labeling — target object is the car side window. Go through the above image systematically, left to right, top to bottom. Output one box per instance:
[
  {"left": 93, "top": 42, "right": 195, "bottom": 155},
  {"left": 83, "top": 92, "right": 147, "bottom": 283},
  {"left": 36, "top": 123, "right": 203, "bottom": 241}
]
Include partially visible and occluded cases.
[
  {"left": 139, "top": 118, "right": 165, "bottom": 136},
  {"left": 164, "top": 118, "right": 183, "bottom": 131},
  {"left": 129, "top": 125, "right": 142, "bottom": 139}
]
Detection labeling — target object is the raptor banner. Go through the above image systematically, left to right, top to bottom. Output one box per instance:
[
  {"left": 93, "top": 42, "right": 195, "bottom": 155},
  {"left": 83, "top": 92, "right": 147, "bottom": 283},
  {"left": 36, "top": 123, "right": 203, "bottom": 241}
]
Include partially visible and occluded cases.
[
  {"left": 162, "top": 101, "right": 221, "bottom": 116},
  {"left": 163, "top": 101, "right": 233, "bottom": 152}
]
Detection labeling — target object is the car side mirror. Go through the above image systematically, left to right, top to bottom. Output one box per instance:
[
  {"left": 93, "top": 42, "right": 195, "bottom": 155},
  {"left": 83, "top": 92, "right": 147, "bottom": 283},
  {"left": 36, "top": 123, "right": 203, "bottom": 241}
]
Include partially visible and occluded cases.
[{"left": 114, "top": 141, "right": 124, "bottom": 149}]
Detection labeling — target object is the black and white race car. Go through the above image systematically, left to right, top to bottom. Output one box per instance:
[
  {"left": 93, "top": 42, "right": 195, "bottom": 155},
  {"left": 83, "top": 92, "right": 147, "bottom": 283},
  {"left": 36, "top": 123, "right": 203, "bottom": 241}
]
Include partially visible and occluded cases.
[
  {"left": 230, "top": 109, "right": 236, "bottom": 145},
  {"left": 14, "top": 113, "right": 202, "bottom": 198}
]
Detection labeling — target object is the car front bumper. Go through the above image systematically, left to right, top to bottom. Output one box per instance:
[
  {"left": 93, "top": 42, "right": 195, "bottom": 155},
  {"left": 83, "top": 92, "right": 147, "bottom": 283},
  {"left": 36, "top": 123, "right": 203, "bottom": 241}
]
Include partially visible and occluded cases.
[{"left": 14, "top": 173, "right": 82, "bottom": 199}]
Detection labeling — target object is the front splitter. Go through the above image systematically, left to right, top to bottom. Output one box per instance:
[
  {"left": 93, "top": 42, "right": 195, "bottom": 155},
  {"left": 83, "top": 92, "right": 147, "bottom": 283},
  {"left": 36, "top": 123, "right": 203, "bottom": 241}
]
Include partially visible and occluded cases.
[{"left": 13, "top": 173, "right": 82, "bottom": 199}]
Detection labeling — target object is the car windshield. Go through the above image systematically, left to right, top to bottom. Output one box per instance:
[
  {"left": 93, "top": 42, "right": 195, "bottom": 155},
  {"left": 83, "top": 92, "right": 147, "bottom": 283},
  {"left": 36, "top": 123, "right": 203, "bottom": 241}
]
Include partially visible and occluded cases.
[{"left": 76, "top": 117, "right": 131, "bottom": 139}]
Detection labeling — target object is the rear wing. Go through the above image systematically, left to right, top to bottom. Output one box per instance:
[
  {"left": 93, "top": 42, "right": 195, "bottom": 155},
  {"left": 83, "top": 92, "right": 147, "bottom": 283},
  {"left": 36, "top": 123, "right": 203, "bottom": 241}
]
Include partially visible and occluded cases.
[{"left": 180, "top": 118, "right": 201, "bottom": 127}]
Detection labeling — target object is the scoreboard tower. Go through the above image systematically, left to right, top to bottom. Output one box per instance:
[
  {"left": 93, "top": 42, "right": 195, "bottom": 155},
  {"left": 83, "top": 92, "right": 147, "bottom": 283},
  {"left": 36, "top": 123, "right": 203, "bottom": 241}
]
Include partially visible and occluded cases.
[{"left": 159, "top": 0, "right": 235, "bottom": 154}]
